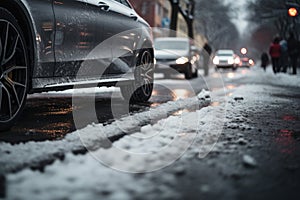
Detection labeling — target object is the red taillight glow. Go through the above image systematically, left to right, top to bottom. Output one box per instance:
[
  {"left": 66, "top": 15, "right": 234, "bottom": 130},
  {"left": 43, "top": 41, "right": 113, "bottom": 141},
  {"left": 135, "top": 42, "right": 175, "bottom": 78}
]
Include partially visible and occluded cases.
[{"left": 288, "top": 7, "right": 298, "bottom": 17}]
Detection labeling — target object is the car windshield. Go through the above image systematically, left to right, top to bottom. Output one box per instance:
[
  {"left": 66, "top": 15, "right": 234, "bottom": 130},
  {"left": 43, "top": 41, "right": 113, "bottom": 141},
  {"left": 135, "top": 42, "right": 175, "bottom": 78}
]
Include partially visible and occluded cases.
[
  {"left": 154, "top": 40, "right": 189, "bottom": 51},
  {"left": 218, "top": 53, "right": 233, "bottom": 57}
]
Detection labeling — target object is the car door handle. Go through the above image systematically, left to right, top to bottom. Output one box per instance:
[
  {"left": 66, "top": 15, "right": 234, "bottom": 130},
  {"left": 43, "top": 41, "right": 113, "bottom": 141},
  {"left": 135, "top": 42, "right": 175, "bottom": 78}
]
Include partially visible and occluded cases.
[
  {"left": 98, "top": 2, "right": 110, "bottom": 11},
  {"left": 129, "top": 14, "right": 138, "bottom": 21}
]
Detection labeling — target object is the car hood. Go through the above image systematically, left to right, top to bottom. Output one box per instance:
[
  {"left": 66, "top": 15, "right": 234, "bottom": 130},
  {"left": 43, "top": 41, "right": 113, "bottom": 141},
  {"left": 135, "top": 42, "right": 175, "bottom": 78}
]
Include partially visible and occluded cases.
[{"left": 155, "top": 49, "right": 189, "bottom": 60}]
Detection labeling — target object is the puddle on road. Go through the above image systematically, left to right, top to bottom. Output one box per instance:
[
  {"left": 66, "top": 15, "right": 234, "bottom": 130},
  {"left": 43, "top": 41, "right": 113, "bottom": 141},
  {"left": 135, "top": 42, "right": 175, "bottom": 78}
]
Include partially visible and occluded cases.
[{"left": 0, "top": 96, "right": 149, "bottom": 144}]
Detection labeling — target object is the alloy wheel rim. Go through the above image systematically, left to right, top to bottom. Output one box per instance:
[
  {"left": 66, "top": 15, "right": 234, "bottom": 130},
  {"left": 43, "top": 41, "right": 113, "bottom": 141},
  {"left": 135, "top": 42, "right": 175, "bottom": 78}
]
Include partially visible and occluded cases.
[
  {"left": 0, "top": 19, "right": 28, "bottom": 123},
  {"left": 139, "top": 51, "right": 154, "bottom": 97}
]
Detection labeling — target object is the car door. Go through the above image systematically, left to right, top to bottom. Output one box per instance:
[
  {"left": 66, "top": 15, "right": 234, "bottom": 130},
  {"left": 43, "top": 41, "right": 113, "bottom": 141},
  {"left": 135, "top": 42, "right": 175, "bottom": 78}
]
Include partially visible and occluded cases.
[
  {"left": 24, "top": 0, "right": 56, "bottom": 78},
  {"left": 53, "top": 0, "right": 111, "bottom": 77},
  {"left": 100, "top": 0, "right": 144, "bottom": 74}
]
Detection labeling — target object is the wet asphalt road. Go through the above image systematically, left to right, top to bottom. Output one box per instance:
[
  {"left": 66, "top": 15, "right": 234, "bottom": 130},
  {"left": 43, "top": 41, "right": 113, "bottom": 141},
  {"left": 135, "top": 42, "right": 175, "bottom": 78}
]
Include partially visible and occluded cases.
[
  {"left": 1, "top": 68, "right": 300, "bottom": 200},
  {"left": 0, "top": 72, "right": 217, "bottom": 144},
  {"left": 160, "top": 84, "right": 300, "bottom": 200}
]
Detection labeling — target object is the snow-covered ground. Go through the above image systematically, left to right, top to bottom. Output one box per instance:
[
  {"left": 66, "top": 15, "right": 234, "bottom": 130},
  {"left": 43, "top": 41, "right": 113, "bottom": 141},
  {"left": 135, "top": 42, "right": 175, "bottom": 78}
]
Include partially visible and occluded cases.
[
  {"left": 225, "top": 65, "right": 300, "bottom": 87},
  {"left": 2, "top": 66, "right": 300, "bottom": 199},
  {"left": 0, "top": 90, "right": 211, "bottom": 173}
]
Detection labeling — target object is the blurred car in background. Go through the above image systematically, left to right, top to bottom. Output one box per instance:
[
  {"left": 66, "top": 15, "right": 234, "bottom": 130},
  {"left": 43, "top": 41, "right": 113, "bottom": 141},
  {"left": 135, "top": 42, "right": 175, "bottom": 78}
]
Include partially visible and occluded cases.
[
  {"left": 154, "top": 37, "right": 199, "bottom": 79},
  {"left": 213, "top": 49, "right": 238, "bottom": 71},
  {"left": 234, "top": 54, "right": 242, "bottom": 68},
  {"left": 240, "top": 57, "right": 255, "bottom": 68}
]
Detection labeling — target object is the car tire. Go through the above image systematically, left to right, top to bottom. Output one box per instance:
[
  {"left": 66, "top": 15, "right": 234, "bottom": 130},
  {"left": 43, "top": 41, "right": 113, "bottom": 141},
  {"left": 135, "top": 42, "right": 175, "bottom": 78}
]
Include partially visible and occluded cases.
[
  {"left": 0, "top": 8, "right": 29, "bottom": 131},
  {"left": 121, "top": 49, "right": 154, "bottom": 103},
  {"left": 184, "top": 63, "right": 193, "bottom": 80}
]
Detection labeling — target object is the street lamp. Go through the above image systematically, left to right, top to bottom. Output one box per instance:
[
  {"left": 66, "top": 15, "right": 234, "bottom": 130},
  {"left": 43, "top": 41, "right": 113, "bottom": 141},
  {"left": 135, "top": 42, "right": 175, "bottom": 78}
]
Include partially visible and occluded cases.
[{"left": 241, "top": 48, "right": 247, "bottom": 55}]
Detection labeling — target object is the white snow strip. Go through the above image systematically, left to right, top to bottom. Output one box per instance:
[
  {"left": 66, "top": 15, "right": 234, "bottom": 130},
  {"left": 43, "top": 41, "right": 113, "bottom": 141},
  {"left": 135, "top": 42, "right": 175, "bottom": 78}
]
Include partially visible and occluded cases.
[
  {"left": 28, "top": 87, "right": 120, "bottom": 99},
  {"left": 0, "top": 90, "right": 211, "bottom": 173},
  {"left": 6, "top": 102, "right": 225, "bottom": 200}
]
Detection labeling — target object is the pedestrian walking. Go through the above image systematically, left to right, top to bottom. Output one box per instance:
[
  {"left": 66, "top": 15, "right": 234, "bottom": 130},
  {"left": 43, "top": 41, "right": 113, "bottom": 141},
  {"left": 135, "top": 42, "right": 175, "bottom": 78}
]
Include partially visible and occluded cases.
[
  {"left": 287, "top": 32, "right": 298, "bottom": 75},
  {"left": 269, "top": 36, "right": 281, "bottom": 74},
  {"left": 279, "top": 37, "right": 289, "bottom": 73},
  {"left": 203, "top": 43, "right": 212, "bottom": 76},
  {"left": 261, "top": 52, "right": 269, "bottom": 71}
]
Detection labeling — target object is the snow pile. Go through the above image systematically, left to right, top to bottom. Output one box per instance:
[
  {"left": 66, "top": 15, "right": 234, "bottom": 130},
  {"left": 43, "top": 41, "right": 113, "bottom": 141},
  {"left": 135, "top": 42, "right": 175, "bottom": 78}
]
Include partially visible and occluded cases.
[
  {"left": 0, "top": 91, "right": 211, "bottom": 173},
  {"left": 5, "top": 96, "right": 226, "bottom": 200},
  {"left": 91, "top": 104, "right": 225, "bottom": 172},
  {"left": 7, "top": 153, "right": 180, "bottom": 200}
]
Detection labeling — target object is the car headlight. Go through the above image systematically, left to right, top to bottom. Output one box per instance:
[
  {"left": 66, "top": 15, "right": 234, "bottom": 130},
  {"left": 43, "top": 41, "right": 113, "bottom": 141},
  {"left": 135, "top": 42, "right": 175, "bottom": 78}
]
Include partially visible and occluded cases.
[
  {"left": 213, "top": 56, "right": 219, "bottom": 65},
  {"left": 176, "top": 57, "right": 189, "bottom": 65},
  {"left": 228, "top": 58, "right": 234, "bottom": 65},
  {"left": 249, "top": 59, "right": 254, "bottom": 65}
]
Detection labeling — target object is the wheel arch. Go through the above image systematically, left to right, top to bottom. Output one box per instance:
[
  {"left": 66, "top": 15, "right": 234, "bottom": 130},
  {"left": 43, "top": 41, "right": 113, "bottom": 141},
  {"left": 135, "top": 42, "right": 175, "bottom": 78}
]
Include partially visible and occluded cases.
[
  {"left": 0, "top": 0, "right": 37, "bottom": 91},
  {"left": 142, "top": 39, "right": 154, "bottom": 60}
]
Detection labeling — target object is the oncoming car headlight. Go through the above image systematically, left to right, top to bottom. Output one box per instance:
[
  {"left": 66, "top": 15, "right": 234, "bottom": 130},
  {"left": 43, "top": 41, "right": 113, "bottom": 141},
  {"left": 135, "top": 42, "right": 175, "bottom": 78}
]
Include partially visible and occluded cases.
[
  {"left": 213, "top": 56, "right": 219, "bottom": 65},
  {"left": 176, "top": 57, "right": 189, "bottom": 65},
  {"left": 228, "top": 57, "right": 234, "bottom": 65},
  {"left": 235, "top": 57, "right": 241, "bottom": 64},
  {"left": 249, "top": 59, "right": 254, "bottom": 65}
]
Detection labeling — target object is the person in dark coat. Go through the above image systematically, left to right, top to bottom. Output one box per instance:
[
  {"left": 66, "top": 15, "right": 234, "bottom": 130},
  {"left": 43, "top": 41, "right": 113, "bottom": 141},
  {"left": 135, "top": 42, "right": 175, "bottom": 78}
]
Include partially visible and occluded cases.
[
  {"left": 287, "top": 33, "right": 298, "bottom": 75},
  {"left": 269, "top": 36, "right": 281, "bottom": 74},
  {"left": 279, "top": 37, "right": 289, "bottom": 73},
  {"left": 203, "top": 43, "right": 212, "bottom": 76},
  {"left": 261, "top": 52, "right": 269, "bottom": 71}
]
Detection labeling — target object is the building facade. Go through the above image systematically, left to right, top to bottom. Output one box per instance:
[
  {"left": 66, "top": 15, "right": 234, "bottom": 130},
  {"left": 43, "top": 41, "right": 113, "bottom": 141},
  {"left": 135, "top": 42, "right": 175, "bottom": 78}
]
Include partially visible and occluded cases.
[
  {"left": 129, "top": 0, "right": 171, "bottom": 28},
  {"left": 129, "top": 0, "right": 204, "bottom": 45}
]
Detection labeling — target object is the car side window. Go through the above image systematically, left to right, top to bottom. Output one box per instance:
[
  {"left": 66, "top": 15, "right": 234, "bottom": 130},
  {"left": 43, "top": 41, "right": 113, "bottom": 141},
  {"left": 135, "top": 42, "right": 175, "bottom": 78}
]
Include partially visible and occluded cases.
[{"left": 114, "top": 0, "right": 132, "bottom": 8}]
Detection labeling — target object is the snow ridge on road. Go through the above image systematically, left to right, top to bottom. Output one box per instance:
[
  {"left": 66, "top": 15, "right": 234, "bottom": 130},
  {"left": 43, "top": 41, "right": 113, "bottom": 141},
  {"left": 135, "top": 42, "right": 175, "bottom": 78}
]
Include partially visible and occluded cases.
[
  {"left": 0, "top": 90, "right": 211, "bottom": 174},
  {"left": 5, "top": 93, "right": 226, "bottom": 200}
]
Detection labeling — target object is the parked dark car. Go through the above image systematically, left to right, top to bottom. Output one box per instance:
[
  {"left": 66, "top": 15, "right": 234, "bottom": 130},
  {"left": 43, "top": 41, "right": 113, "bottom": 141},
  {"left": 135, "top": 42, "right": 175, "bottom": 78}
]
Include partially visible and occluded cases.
[
  {"left": 0, "top": 0, "right": 154, "bottom": 131},
  {"left": 154, "top": 37, "right": 199, "bottom": 79},
  {"left": 240, "top": 57, "right": 255, "bottom": 68}
]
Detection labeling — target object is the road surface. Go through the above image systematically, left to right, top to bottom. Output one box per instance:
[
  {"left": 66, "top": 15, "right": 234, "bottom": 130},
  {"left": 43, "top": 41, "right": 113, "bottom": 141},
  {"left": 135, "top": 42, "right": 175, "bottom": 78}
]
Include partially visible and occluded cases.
[{"left": 1, "top": 67, "right": 300, "bottom": 200}]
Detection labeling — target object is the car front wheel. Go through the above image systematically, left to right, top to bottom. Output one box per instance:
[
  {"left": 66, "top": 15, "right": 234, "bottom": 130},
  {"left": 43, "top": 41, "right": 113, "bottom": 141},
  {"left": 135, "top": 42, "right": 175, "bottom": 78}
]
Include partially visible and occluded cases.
[
  {"left": 0, "top": 8, "right": 29, "bottom": 131},
  {"left": 121, "top": 49, "right": 154, "bottom": 103}
]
